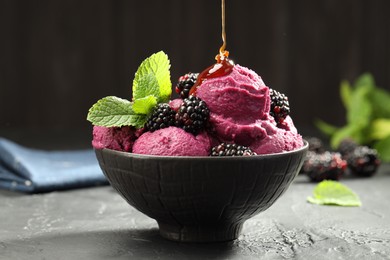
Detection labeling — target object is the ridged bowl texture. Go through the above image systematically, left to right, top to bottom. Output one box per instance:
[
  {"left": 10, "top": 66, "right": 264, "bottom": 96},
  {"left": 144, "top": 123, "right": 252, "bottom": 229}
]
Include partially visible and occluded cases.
[{"left": 95, "top": 141, "right": 308, "bottom": 242}]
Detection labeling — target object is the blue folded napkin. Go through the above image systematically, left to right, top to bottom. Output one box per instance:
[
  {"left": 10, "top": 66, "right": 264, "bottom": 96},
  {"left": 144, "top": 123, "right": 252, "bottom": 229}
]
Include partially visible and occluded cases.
[{"left": 0, "top": 138, "right": 108, "bottom": 193}]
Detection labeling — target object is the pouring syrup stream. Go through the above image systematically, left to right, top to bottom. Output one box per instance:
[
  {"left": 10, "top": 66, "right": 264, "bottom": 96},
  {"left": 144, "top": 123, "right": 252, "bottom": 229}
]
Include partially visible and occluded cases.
[
  {"left": 189, "top": 0, "right": 234, "bottom": 96},
  {"left": 219, "top": 0, "right": 228, "bottom": 58}
]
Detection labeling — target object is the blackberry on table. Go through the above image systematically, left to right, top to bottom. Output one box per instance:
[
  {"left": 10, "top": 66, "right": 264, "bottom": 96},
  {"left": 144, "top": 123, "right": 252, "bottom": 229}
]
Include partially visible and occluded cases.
[
  {"left": 175, "top": 73, "right": 199, "bottom": 99},
  {"left": 269, "top": 88, "right": 290, "bottom": 125},
  {"left": 175, "top": 95, "right": 209, "bottom": 135},
  {"left": 145, "top": 103, "right": 176, "bottom": 132},
  {"left": 306, "top": 136, "right": 325, "bottom": 153},
  {"left": 337, "top": 138, "right": 358, "bottom": 157},
  {"left": 337, "top": 138, "right": 381, "bottom": 177},
  {"left": 211, "top": 143, "right": 257, "bottom": 156},
  {"left": 345, "top": 146, "right": 380, "bottom": 177},
  {"left": 301, "top": 151, "right": 347, "bottom": 182}
]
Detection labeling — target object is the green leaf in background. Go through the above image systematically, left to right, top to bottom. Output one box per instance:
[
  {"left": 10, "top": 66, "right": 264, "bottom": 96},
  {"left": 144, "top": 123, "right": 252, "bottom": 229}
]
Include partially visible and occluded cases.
[
  {"left": 133, "top": 51, "right": 172, "bottom": 103},
  {"left": 316, "top": 72, "right": 390, "bottom": 161},
  {"left": 354, "top": 72, "right": 375, "bottom": 89},
  {"left": 344, "top": 73, "right": 374, "bottom": 141},
  {"left": 340, "top": 80, "right": 352, "bottom": 109},
  {"left": 346, "top": 83, "right": 372, "bottom": 128},
  {"left": 369, "top": 88, "right": 390, "bottom": 118},
  {"left": 132, "top": 95, "right": 157, "bottom": 115},
  {"left": 87, "top": 96, "right": 146, "bottom": 128},
  {"left": 369, "top": 118, "right": 390, "bottom": 141},
  {"left": 330, "top": 124, "right": 361, "bottom": 149},
  {"left": 374, "top": 136, "right": 390, "bottom": 162},
  {"left": 307, "top": 180, "right": 362, "bottom": 207}
]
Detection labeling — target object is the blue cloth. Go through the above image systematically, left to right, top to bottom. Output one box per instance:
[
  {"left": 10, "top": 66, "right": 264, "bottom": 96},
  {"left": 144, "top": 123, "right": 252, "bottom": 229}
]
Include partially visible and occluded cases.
[{"left": 0, "top": 138, "right": 108, "bottom": 193}]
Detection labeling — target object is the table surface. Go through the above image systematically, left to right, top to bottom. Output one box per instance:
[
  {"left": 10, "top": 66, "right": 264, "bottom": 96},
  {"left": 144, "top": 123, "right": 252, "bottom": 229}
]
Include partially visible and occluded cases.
[{"left": 1, "top": 165, "right": 390, "bottom": 260}]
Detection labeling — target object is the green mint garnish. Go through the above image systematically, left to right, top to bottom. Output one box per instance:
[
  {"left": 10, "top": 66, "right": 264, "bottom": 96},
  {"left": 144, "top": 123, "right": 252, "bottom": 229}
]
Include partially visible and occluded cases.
[
  {"left": 87, "top": 51, "right": 172, "bottom": 128},
  {"left": 133, "top": 51, "right": 171, "bottom": 103},
  {"left": 133, "top": 73, "right": 160, "bottom": 101},
  {"left": 132, "top": 95, "right": 157, "bottom": 115},
  {"left": 87, "top": 96, "right": 146, "bottom": 128},
  {"left": 307, "top": 180, "right": 362, "bottom": 207}
]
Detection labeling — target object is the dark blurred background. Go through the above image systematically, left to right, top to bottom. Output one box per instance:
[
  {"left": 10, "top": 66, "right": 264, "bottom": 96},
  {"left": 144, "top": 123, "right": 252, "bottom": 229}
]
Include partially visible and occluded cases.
[{"left": 1, "top": 0, "right": 389, "bottom": 149}]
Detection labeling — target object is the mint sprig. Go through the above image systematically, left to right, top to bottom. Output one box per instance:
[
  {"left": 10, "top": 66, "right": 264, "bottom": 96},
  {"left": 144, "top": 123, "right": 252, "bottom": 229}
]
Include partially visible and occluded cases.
[
  {"left": 87, "top": 51, "right": 172, "bottom": 128},
  {"left": 133, "top": 51, "right": 171, "bottom": 103},
  {"left": 316, "top": 73, "right": 390, "bottom": 162},
  {"left": 132, "top": 95, "right": 157, "bottom": 115},
  {"left": 87, "top": 96, "right": 146, "bottom": 128},
  {"left": 307, "top": 180, "right": 361, "bottom": 207}
]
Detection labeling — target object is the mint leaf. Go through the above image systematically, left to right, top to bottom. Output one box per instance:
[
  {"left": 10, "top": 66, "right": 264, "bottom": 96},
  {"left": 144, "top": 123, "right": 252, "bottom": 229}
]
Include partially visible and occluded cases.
[
  {"left": 86, "top": 51, "right": 173, "bottom": 129},
  {"left": 133, "top": 51, "right": 171, "bottom": 103},
  {"left": 152, "top": 52, "right": 172, "bottom": 102},
  {"left": 315, "top": 72, "right": 390, "bottom": 161},
  {"left": 133, "top": 73, "right": 160, "bottom": 100},
  {"left": 354, "top": 73, "right": 375, "bottom": 89},
  {"left": 327, "top": 79, "right": 373, "bottom": 148},
  {"left": 340, "top": 80, "right": 352, "bottom": 110},
  {"left": 346, "top": 84, "right": 372, "bottom": 127},
  {"left": 369, "top": 88, "right": 390, "bottom": 118},
  {"left": 133, "top": 95, "right": 157, "bottom": 115},
  {"left": 87, "top": 96, "right": 146, "bottom": 128},
  {"left": 369, "top": 118, "right": 390, "bottom": 140},
  {"left": 330, "top": 124, "right": 364, "bottom": 149},
  {"left": 307, "top": 180, "right": 361, "bottom": 207}
]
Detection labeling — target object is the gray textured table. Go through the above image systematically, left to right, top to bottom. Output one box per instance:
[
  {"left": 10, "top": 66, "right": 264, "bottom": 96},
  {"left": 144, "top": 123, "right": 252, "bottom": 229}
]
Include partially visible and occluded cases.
[{"left": 1, "top": 166, "right": 389, "bottom": 260}]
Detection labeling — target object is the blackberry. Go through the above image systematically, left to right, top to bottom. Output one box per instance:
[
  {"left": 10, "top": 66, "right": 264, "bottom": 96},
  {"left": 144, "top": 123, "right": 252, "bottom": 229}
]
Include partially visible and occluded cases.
[
  {"left": 175, "top": 73, "right": 199, "bottom": 99},
  {"left": 269, "top": 88, "right": 290, "bottom": 124},
  {"left": 175, "top": 95, "right": 209, "bottom": 135},
  {"left": 145, "top": 103, "right": 176, "bottom": 132},
  {"left": 306, "top": 136, "right": 325, "bottom": 153},
  {"left": 337, "top": 138, "right": 358, "bottom": 157},
  {"left": 337, "top": 139, "right": 381, "bottom": 177},
  {"left": 211, "top": 143, "right": 257, "bottom": 156},
  {"left": 345, "top": 146, "right": 380, "bottom": 177},
  {"left": 301, "top": 151, "right": 347, "bottom": 182}
]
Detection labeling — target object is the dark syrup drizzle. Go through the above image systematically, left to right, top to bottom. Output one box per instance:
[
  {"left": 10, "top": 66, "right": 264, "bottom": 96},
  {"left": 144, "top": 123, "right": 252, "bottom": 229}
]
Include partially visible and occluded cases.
[{"left": 189, "top": 0, "right": 234, "bottom": 96}]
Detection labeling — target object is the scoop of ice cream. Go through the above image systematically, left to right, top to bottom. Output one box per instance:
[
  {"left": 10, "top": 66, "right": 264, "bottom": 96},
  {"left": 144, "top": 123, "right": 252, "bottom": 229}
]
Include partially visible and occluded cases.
[
  {"left": 196, "top": 64, "right": 303, "bottom": 153},
  {"left": 197, "top": 64, "right": 270, "bottom": 121},
  {"left": 195, "top": 65, "right": 270, "bottom": 145},
  {"left": 169, "top": 98, "right": 183, "bottom": 111},
  {"left": 250, "top": 116, "right": 304, "bottom": 154},
  {"left": 92, "top": 126, "right": 137, "bottom": 152},
  {"left": 132, "top": 126, "right": 212, "bottom": 156}
]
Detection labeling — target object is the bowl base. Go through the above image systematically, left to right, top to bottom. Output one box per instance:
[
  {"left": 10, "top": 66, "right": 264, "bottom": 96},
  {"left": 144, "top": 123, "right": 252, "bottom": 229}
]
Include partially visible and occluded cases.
[{"left": 157, "top": 221, "right": 243, "bottom": 243}]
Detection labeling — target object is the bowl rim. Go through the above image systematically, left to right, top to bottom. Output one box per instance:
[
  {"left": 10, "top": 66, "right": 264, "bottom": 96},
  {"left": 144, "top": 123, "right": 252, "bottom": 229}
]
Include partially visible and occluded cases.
[{"left": 96, "top": 140, "right": 308, "bottom": 161}]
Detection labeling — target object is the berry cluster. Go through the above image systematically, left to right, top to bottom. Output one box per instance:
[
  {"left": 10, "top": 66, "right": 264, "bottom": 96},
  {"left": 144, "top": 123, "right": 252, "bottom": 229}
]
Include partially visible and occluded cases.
[
  {"left": 145, "top": 71, "right": 210, "bottom": 135},
  {"left": 146, "top": 72, "right": 261, "bottom": 157},
  {"left": 175, "top": 73, "right": 199, "bottom": 99},
  {"left": 269, "top": 88, "right": 290, "bottom": 125},
  {"left": 145, "top": 95, "right": 209, "bottom": 135},
  {"left": 175, "top": 95, "right": 210, "bottom": 135},
  {"left": 145, "top": 103, "right": 176, "bottom": 132},
  {"left": 301, "top": 137, "right": 381, "bottom": 181},
  {"left": 338, "top": 139, "right": 381, "bottom": 177},
  {"left": 211, "top": 143, "right": 256, "bottom": 157},
  {"left": 302, "top": 151, "right": 347, "bottom": 182}
]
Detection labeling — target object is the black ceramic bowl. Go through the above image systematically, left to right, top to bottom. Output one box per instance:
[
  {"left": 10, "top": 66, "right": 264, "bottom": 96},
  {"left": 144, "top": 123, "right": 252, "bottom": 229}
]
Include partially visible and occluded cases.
[{"left": 95, "top": 141, "right": 308, "bottom": 242}]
